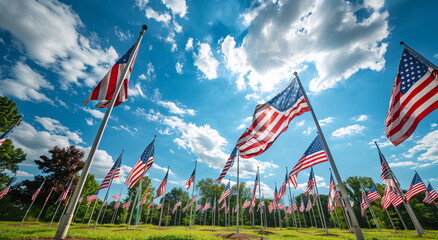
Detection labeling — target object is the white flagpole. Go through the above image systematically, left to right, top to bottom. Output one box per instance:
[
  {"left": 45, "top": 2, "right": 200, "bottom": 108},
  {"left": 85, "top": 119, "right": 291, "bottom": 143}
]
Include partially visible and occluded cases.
[
  {"left": 55, "top": 25, "right": 147, "bottom": 239},
  {"left": 294, "top": 72, "right": 364, "bottom": 239},
  {"left": 236, "top": 151, "right": 240, "bottom": 233},
  {"left": 189, "top": 160, "right": 197, "bottom": 227},
  {"left": 21, "top": 178, "right": 46, "bottom": 225},
  {"left": 360, "top": 181, "right": 381, "bottom": 232},
  {"left": 36, "top": 186, "right": 55, "bottom": 222}
]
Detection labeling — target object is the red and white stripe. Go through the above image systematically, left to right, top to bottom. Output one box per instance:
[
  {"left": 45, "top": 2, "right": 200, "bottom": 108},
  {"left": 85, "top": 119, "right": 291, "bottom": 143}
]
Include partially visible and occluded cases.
[
  {"left": 385, "top": 50, "right": 438, "bottom": 145},
  {"left": 236, "top": 98, "right": 310, "bottom": 159},
  {"left": 216, "top": 149, "right": 236, "bottom": 183},
  {"left": 290, "top": 151, "right": 328, "bottom": 180},
  {"left": 125, "top": 157, "right": 153, "bottom": 189},
  {"left": 99, "top": 168, "right": 121, "bottom": 191},
  {"left": 155, "top": 175, "right": 168, "bottom": 199},
  {"left": 184, "top": 175, "right": 195, "bottom": 190},
  {"left": 305, "top": 178, "right": 316, "bottom": 196},
  {"left": 405, "top": 182, "right": 427, "bottom": 202},
  {"left": 0, "top": 186, "right": 11, "bottom": 199},
  {"left": 32, "top": 188, "right": 41, "bottom": 201},
  {"left": 218, "top": 189, "right": 230, "bottom": 203},
  {"left": 424, "top": 189, "right": 438, "bottom": 204},
  {"left": 367, "top": 191, "right": 380, "bottom": 203},
  {"left": 360, "top": 192, "right": 369, "bottom": 217},
  {"left": 112, "top": 195, "right": 121, "bottom": 201},
  {"left": 242, "top": 200, "right": 251, "bottom": 209},
  {"left": 122, "top": 201, "right": 131, "bottom": 209},
  {"left": 114, "top": 202, "right": 120, "bottom": 209},
  {"left": 146, "top": 202, "right": 155, "bottom": 209},
  {"left": 182, "top": 203, "right": 191, "bottom": 212}
]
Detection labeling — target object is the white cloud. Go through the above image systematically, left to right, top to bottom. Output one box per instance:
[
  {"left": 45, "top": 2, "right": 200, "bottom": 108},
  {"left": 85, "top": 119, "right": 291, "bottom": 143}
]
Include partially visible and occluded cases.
[
  {"left": 0, "top": 0, "right": 118, "bottom": 89},
  {"left": 135, "top": 0, "right": 149, "bottom": 9},
  {"left": 162, "top": 0, "right": 188, "bottom": 18},
  {"left": 221, "top": 0, "right": 389, "bottom": 93},
  {"left": 145, "top": 7, "right": 172, "bottom": 25},
  {"left": 114, "top": 26, "right": 133, "bottom": 41},
  {"left": 185, "top": 38, "right": 194, "bottom": 51},
  {"left": 193, "top": 43, "right": 219, "bottom": 80},
  {"left": 0, "top": 62, "right": 54, "bottom": 103},
  {"left": 175, "top": 62, "right": 183, "bottom": 74},
  {"left": 128, "top": 83, "right": 146, "bottom": 98},
  {"left": 157, "top": 100, "right": 196, "bottom": 116},
  {"left": 82, "top": 107, "right": 105, "bottom": 119},
  {"left": 135, "top": 107, "right": 278, "bottom": 178},
  {"left": 353, "top": 114, "right": 369, "bottom": 122},
  {"left": 34, "top": 116, "right": 83, "bottom": 144},
  {"left": 237, "top": 117, "right": 253, "bottom": 130},
  {"left": 318, "top": 117, "right": 333, "bottom": 126},
  {"left": 85, "top": 118, "right": 96, "bottom": 126},
  {"left": 10, "top": 119, "right": 81, "bottom": 162},
  {"left": 296, "top": 120, "right": 305, "bottom": 127},
  {"left": 431, "top": 123, "right": 437, "bottom": 129},
  {"left": 237, "top": 124, "right": 246, "bottom": 130},
  {"left": 332, "top": 124, "right": 365, "bottom": 138},
  {"left": 111, "top": 125, "right": 137, "bottom": 135},
  {"left": 303, "top": 126, "right": 314, "bottom": 135},
  {"left": 158, "top": 128, "right": 172, "bottom": 135},
  {"left": 403, "top": 130, "right": 438, "bottom": 168},
  {"left": 369, "top": 138, "right": 392, "bottom": 148},
  {"left": 388, "top": 161, "right": 417, "bottom": 168},
  {"left": 152, "top": 163, "right": 175, "bottom": 176},
  {"left": 4, "top": 169, "right": 34, "bottom": 177},
  {"left": 296, "top": 174, "right": 328, "bottom": 191},
  {"left": 429, "top": 178, "right": 438, "bottom": 182},
  {"left": 245, "top": 180, "right": 274, "bottom": 198}
]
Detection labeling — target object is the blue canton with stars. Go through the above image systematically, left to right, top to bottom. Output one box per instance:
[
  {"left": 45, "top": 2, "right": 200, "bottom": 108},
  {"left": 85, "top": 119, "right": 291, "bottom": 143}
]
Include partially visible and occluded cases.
[
  {"left": 116, "top": 44, "right": 135, "bottom": 64},
  {"left": 398, "top": 49, "right": 428, "bottom": 95},
  {"left": 268, "top": 77, "right": 303, "bottom": 111},
  {"left": 303, "top": 136, "right": 324, "bottom": 156},
  {"left": 140, "top": 139, "right": 155, "bottom": 164},
  {"left": 410, "top": 172, "right": 423, "bottom": 186}
]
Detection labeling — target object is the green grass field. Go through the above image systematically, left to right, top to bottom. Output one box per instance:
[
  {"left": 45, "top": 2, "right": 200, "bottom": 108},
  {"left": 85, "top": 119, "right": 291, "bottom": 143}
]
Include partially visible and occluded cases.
[{"left": 1, "top": 222, "right": 437, "bottom": 240}]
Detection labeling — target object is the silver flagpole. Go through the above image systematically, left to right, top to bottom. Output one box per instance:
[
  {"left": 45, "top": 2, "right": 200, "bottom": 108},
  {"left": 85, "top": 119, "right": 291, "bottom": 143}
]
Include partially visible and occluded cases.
[
  {"left": 55, "top": 25, "right": 147, "bottom": 240},
  {"left": 294, "top": 72, "right": 364, "bottom": 239},
  {"left": 375, "top": 142, "right": 424, "bottom": 236},
  {"left": 95, "top": 150, "right": 123, "bottom": 228},
  {"left": 236, "top": 151, "right": 240, "bottom": 233},
  {"left": 189, "top": 160, "right": 197, "bottom": 227},
  {"left": 257, "top": 167, "right": 264, "bottom": 230},
  {"left": 286, "top": 169, "right": 297, "bottom": 231},
  {"left": 21, "top": 178, "right": 46, "bottom": 225},
  {"left": 360, "top": 181, "right": 381, "bottom": 232},
  {"left": 314, "top": 183, "right": 328, "bottom": 234},
  {"left": 36, "top": 186, "right": 55, "bottom": 222},
  {"left": 111, "top": 188, "right": 122, "bottom": 224},
  {"left": 158, "top": 195, "right": 166, "bottom": 228},
  {"left": 72, "top": 196, "right": 84, "bottom": 222},
  {"left": 87, "top": 198, "right": 99, "bottom": 227},
  {"left": 50, "top": 200, "right": 63, "bottom": 227},
  {"left": 81, "top": 203, "right": 91, "bottom": 224},
  {"left": 393, "top": 205, "right": 408, "bottom": 230},
  {"left": 385, "top": 209, "right": 396, "bottom": 231}
]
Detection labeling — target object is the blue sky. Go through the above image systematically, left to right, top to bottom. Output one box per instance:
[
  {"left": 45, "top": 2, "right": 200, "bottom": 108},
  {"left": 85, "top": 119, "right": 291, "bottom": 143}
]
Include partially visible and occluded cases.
[{"left": 0, "top": 0, "right": 437, "bottom": 202}]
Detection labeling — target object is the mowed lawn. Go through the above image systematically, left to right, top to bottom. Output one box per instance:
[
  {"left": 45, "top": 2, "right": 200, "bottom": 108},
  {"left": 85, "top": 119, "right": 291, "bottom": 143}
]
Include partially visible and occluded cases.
[{"left": 1, "top": 222, "right": 437, "bottom": 240}]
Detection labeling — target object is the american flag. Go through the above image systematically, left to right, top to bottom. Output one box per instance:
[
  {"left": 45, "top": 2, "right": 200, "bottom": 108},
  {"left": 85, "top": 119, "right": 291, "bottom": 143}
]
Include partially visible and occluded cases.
[
  {"left": 83, "top": 40, "right": 141, "bottom": 108},
  {"left": 385, "top": 46, "right": 438, "bottom": 146},
  {"left": 236, "top": 77, "right": 310, "bottom": 158},
  {"left": 0, "top": 117, "right": 21, "bottom": 146},
  {"left": 289, "top": 136, "right": 328, "bottom": 188},
  {"left": 125, "top": 138, "right": 155, "bottom": 189},
  {"left": 217, "top": 148, "right": 237, "bottom": 183},
  {"left": 99, "top": 150, "right": 123, "bottom": 190},
  {"left": 184, "top": 165, "right": 196, "bottom": 190},
  {"left": 305, "top": 167, "right": 316, "bottom": 196},
  {"left": 155, "top": 168, "right": 169, "bottom": 198},
  {"left": 251, "top": 169, "right": 259, "bottom": 206},
  {"left": 277, "top": 170, "right": 288, "bottom": 200},
  {"left": 404, "top": 172, "right": 426, "bottom": 202},
  {"left": 327, "top": 173, "right": 337, "bottom": 213},
  {"left": 57, "top": 177, "right": 74, "bottom": 203},
  {"left": 31, "top": 178, "right": 46, "bottom": 201},
  {"left": 218, "top": 181, "right": 231, "bottom": 203},
  {"left": 423, "top": 182, "right": 438, "bottom": 204},
  {"left": 367, "top": 184, "right": 381, "bottom": 202},
  {"left": 0, "top": 186, "right": 11, "bottom": 199},
  {"left": 44, "top": 186, "right": 54, "bottom": 203},
  {"left": 381, "top": 187, "right": 394, "bottom": 210},
  {"left": 87, "top": 191, "right": 99, "bottom": 205},
  {"left": 392, "top": 191, "right": 403, "bottom": 207},
  {"left": 312, "top": 192, "right": 318, "bottom": 205},
  {"left": 360, "top": 192, "right": 368, "bottom": 217},
  {"left": 112, "top": 195, "right": 121, "bottom": 201},
  {"left": 137, "top": 195, "right": 147, "bottom": 208},
  {"left": 191, "top": 195, "right": 198, "bottom": 203},
  {"left": 258, "top": 195, "right": 265, "bottom": 212},
  {"left": 78, "top": 196, "right": 83, "bottom": 203},
  {"left": 299, "top": 197, "right": 305, "bottom": 212},
  {"left": 305, "top": 197, "right": 312, "bottom": 212},
  {"left": 242, "top": 199, "right": 251, "bottom": 209},
  {"left": 172, "top": 200, "right": 182, "bottom": 214},
  {"left": 202, "top": 200, "right": 211, "bottom": 211},
  {"left": 122, "top": 201, "right": 131, "bottom": 209},
  {"left": 219, "top": 201, "right": 227, "bottom": 211},
  {"left": 268, "top": 201, "right": 275, "bottom": 213},
  {"left": 291, "top": 201, "right": 298, "bottom": 212},
  {"left": 114, "top": 202, "right": 120, "bottom": 209},
  {"left": 146, "top": 202, "right": 155, "bottom": 209},
  {"left": 278, "top": 202, "right": 286, "bottom": 210},
  {"left": 156, "top": 203, "right": 163, "bottom": 210},
  {"left": 182, "top": 203, "right": 191, "bottom": 212},
  {"left": 195, "top": 204, "right": 202, "bottom": 212},
  {"left": 285, "top": 206, "right": 293, "bottom": 214}
]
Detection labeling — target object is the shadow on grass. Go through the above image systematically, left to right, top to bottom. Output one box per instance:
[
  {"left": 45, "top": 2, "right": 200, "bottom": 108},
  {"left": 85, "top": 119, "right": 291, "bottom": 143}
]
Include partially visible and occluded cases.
[{"left": 146, "top": 236, "right": 195, "bottom": 240}]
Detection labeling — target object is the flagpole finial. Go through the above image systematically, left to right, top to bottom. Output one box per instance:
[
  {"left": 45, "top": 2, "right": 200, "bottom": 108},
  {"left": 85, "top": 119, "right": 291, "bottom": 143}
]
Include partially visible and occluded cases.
[
  {"left": 142, "top": 25, "right": 148, "bottom": 31},
  {"left": 400, "top": 41, "right": 404, "bottom": 45},
  {"left": 293, "top": 72, "right": 298, "bottom": 76}
]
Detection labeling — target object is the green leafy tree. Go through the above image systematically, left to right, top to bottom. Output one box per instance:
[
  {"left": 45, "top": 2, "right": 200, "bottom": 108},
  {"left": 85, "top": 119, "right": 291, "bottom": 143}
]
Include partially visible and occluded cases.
[{"left": 0, "top": 96, "right": 25, "bottom": 186}]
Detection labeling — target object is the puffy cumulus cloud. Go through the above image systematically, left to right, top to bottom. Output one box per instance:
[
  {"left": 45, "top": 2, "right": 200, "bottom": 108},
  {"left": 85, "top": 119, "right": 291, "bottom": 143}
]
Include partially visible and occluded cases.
[
  {"left": 0, "top": 0, "right": 118, "bottom": 89},
  {"left": 162, "top": 0, "right": 188, "bottom": 18},
  {"left": 222, "top": 0, "right": 389, "bottom": 93},
  {"left": 145, "top": 7, "right": 172, "bottom": 25},
  {"left": 185, "top": 38, "right": 194, "bottom": 51},
  {"left": 193, "top": 43, "right": 219, "bottom": 80},
  {"left": 0, "top": 62, "right": 54, "bottom": 104},
  {"left": 175, "top": 62, "right": 183, "bottom": 74},
  {"left": 157, "top": 100, "right": 196, "bottom": 116},
  {"left": 81, "top": 107, "right": 105, "bottom": 119},
  {"left": 134, "top": 107, "right": 278, "bottom": 178},
  {"left": 353, "top": 114, "right": 369, "bottom": 122},
  {"left": 34, "top": 116, "right": 83, "bottom": 144},
  {"left": 318, "top": 117, "right": 333, "bottom": 126},
  {"left": 10, "top": 119, "right": 81, "bottom": 162},
  {"left": 332, "top": 124, "right": 365, "bottom": 138},
  {"left": 403, "top": 130, "right": 438, "bottom": 168},
  {"left": 368, "top": 137, "right": 392, "bottom": 148},
  {"left": 388, "top": 161, "right": 417, "bottom": 168},
  {"left": 151, "top": 163, "right": 176, "bottom": 176},
  {"left": 4, "top": 169, "right": 34, "bottom": 178},
  {"left": 296, "top": 174, "right": 327, "bottom": 191},
  {"left": 245, "top": 180, "right": 274, "bottom": 198}
]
